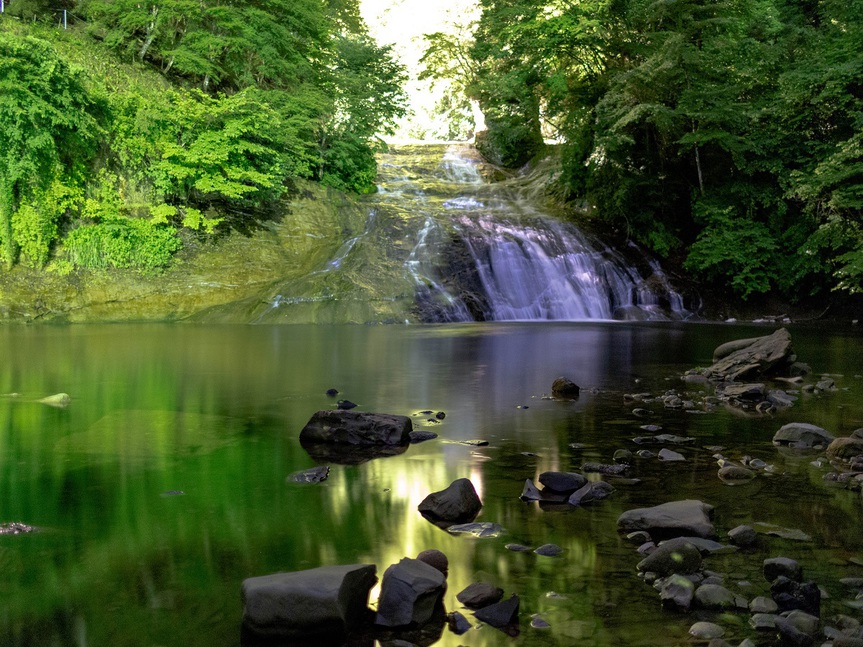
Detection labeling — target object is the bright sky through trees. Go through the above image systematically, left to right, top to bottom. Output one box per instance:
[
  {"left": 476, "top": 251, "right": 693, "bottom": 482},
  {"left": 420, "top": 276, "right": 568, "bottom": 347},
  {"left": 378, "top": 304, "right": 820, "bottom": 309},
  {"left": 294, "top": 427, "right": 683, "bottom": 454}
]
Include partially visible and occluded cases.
[{"left": 359, "top": 0, "right": 480, "bottom": 140}]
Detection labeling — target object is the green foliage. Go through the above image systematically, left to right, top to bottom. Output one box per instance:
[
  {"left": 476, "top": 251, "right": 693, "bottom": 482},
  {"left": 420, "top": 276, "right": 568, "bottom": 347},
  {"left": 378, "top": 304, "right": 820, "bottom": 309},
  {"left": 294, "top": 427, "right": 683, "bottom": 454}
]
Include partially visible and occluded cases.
[
  {"left": 0, "top": 32, "right": 101, "bottom": 268},
  {"left": 320, "top": 136, "right": 378, "bottom": 195},
  {"left": 12, "top": 179, "right": 82, "bottom": 268},
  {"left": 65, "top": 218, "right": 181, "bottom": 272}
]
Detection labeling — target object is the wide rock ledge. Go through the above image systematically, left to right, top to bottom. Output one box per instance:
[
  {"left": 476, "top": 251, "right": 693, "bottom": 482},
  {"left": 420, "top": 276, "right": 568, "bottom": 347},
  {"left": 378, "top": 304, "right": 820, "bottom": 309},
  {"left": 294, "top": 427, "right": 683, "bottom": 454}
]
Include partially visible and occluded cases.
[
  {"left": 300, "top": 410, "right": 412, "bottom": 446},
  {"left": 617, "top": 500, "right": 715, "bottom": 539},
  {"left": 241, "top": 563, "right": 377, "bottom": 640}
]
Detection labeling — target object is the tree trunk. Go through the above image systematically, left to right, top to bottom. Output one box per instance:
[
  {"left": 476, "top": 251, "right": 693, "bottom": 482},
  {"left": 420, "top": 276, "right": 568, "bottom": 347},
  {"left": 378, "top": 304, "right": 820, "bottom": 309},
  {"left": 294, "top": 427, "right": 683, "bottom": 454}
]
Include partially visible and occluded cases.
[{"left": 139, "top": 5, "right": 160, "bottom": 61}]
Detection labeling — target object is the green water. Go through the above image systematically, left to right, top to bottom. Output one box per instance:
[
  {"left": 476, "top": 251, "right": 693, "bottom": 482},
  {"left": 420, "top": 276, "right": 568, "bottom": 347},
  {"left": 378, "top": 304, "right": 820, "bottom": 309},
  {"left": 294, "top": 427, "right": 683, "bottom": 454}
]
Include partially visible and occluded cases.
[{"left": 1, "top": 322, "right": 862, "bottom": 646}]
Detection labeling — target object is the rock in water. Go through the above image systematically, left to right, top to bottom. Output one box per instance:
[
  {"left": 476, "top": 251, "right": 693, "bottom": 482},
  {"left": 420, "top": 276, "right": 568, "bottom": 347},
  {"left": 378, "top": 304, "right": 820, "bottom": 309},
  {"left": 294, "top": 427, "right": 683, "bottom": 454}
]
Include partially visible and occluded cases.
[
  {"left": 703, "top": 328, "right": 797, "bottom": 381},
  {"left": 551, "top": 376, "right": 580, "bottom": 399},
  {"left": 39, "top": 393, "right": 70, "bottom": 407},
  {"left": 299, "top": 410, "right": 411, "bottom": 446},
  {"left": 772, "top": 422, "right": 834, "bottom": 449},
  {"left": 287, "top": 466, "right": 330, "bottom": 483},
  {"left": 538, "top": 471, "right": 588, "bottom": 493},
  {"left": 418, "top": 478, "right": 482, "bottom": 527},
  {"left": 617, "top": 500, "right": 715, "bottom": 539},
  {"left": 637, "top": 540, "right": 702, "bottom": 576},
  {"left": 375, "top": 558, "right": 446, "bottom": 627},
  {"left": 242, "top": 564, "right": 377, "bottom": 639},
  {"left": 457, "top": 582, "right": 504, "bottom": 609},
  {"left": 473, "top": 595, "right": 519, "bottom": 630}
]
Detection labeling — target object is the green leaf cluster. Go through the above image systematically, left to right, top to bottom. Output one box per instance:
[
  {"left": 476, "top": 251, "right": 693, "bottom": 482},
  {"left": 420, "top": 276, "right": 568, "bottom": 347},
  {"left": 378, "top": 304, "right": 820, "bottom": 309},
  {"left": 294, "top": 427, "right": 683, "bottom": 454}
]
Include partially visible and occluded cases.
[{"left": 453, "top": 0, "right": 863, "bottom": 299}]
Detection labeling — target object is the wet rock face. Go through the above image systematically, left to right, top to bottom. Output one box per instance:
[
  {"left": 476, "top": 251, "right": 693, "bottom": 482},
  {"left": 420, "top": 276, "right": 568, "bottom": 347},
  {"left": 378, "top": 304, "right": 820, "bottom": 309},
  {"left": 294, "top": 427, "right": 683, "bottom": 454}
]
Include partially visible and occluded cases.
[
  {"left": 702, "top": 328, "right": 801, "bottom": 382},
  {"left": 299, "top": 410, "right": 412, "bottom": 446},
  {"left": 772, "top": 423, "right": 834, "bottom": 449},
  {"left": 417, "top": 478, "right": 483, "bottom": 527},
  {"left": 617, "top": 500, "right": 715, "bottom": 539},
  {"left": 375, "top": 558, "right": 447, "bottom": 628},
  {"left": 241, "top": 564, "right": 377, "bottom": 640}
]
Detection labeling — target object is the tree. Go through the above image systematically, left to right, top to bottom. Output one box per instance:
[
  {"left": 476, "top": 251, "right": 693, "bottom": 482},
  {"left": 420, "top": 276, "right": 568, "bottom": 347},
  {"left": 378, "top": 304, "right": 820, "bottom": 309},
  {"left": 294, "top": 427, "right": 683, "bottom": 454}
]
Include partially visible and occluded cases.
[{"left": 0, "top": 33, "right": 101, "bottom": 268}]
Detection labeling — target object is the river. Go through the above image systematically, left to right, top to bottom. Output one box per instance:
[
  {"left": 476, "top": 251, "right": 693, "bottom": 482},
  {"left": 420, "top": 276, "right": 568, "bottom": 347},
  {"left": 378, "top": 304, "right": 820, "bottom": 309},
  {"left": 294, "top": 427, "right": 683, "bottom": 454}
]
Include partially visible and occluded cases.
[{"left": 1, "top": 321, "right": 861, "bottom": 646}]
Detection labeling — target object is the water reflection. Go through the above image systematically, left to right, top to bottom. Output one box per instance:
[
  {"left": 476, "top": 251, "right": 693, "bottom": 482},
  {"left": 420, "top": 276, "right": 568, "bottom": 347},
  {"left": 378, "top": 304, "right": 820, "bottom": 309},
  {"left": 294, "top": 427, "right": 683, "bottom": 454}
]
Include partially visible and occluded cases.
[{"left": 0, "top": 323, "right": 861, "bottom": 646}]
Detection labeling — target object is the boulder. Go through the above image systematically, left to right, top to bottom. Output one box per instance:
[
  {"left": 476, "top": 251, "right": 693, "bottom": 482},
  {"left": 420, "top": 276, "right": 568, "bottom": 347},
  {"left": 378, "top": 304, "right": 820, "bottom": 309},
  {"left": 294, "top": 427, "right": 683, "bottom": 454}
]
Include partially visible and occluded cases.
[
  {"left": 703, "top": 328, "right": 796, "bottom": 381},
  {"left": 551, "top": 377, "right": 580, "bottom": 399},
  {"left": 300, "top": 410, "right": 412, "bottom": 446},
  {"left": 772, "top": 423, "right": 834, "bottom": 449},
  {"left": 827, "top": 437, "right": 863, "bottom": 461},
  {"left": 538, "top": 471, "right": 588, "bottom": 493},
  {"left": 418, "top": 478, "right": 482, "bottom": 527},
  {"left": 568, "top": 480, "right": 614, "bottom": 505},
  {"left": 617, "top": 500, "right": 715, "bottom": 539},
  {"left": 728, "top": 525, "right": 757, "bottom": 547},
  {"left": 637, "top": 540, "right": 702, "bottom": 576},
  {"left": 416, "top": 549, "right": 448, "bottom": 576},
  {"left": 764, "top": 557, "right": 802, "bottom": 583},
  {"left": 375, "top": 558, "right": 446, "bottom": 627},
  {"left": 242, "top": 563, "right": 377, "bottom": 639},
  {"left": 660, "top": 574, "right": 696, "bottom": 611},
  {"left": 770, "top": 576, "right": 820, "bottom": 616},
  {"left": 456, "top": 582, "right": 503, "bottom": 609},
  {"left": 694, "top": 583, "right": 737, "bottom": 609},
  {"left": 473, "top": 595, "right": 519, "bottom": 630}
]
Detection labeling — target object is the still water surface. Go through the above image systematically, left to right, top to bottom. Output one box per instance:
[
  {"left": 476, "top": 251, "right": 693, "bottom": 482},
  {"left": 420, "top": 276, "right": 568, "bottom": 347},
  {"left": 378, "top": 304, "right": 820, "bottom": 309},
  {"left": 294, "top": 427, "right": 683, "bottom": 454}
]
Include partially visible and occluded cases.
[{"left": 1, "top": 322, "right": 862, "bottom": 646}]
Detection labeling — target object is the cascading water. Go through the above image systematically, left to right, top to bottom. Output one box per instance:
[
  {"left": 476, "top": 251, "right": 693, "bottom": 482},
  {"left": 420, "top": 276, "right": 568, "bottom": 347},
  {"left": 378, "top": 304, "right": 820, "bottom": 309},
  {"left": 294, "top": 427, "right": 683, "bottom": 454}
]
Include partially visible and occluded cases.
[
  {"left": 235, "top": 143, "right": 692, "bottom": 324},
  {"left": 374, "top": 144, "right": 692, "bottom": 322}
]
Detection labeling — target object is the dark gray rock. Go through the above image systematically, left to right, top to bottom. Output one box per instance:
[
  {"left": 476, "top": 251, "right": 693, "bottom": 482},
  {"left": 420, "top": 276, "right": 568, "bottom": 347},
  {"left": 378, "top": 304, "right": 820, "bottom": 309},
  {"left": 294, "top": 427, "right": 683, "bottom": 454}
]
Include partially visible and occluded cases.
[
  {"left": 703, "top": 328, "right": 796, "bottom": 381},
  {"left": 551, "top": 376, "right": 580, "bottom": 399},
  {"left": 718, "top": 383, "right": 767, "bottom": 400},
  {"left": 325, "top": 388, "right": 339, "bottom": 397},
  {"left": 337, "top": 399, "right": 358, "bottom": 410},
  {"left": 300, "top": 410, "right": 412, "bottom": 446},
  {"left": 772, "top": 423, "right": 834, "bottom": 449},
  {"left": 409, "top": 431, "right": 439, "bottom": 443},
  {"left": 827, "top": 437, "right": 863, "bottom": 460},
  {"left": 658, "top": 448, "right": 686, "bottom": 462},
  {"left": 718, "top": 464, "right": 756, "bottom": 483},
  {"left": 287, "top": 466, "right": 330, "bottom": 483},
  {"left": 538, "top": 471, "right": 588, "bottom": 493},
  {"left": 418, "top": 478, "right": 482, "bottom": 527},
  {"left": 520, "top": 479, "right": 543, "bottom": 501},
  {"left": 568, "top": 480, "right": 614, "bottom": 506},
  {"left": 617, "top": 500, "right": 715, "bottom": 539},
  {"left": 728, "top": 525, "right": 757, "bottom": 547},
  {"left": 661, "top": 536, "right": 728, "bottom": 555},
  {"left": 637, "top": 540, "right": 702, "bottom": 576},
  {"left": 504, "top": 543, "right": 532, "bottom": 552},
  {"left": 534, "top": 544, "right": 564, "bottom": 557},
  {"left": 416, "top": 550, "right": 448, "bottom": 576},
  {"left": 764, "top": 557, "right": 803, "bottom": 583},
  {"left": 375, "top": 558, "right": 447, "bottom": 627},
  {"left": 242, "top": 563, "right": 377, "bottom": 639},
  {"left": 660, "top": 574, "right": 696, "bottom": 611},
  {"left": 771, "top": 576, "right": 820, "bottom": 616},
  {"left": 456, "top": 582, "right": 503, "bottom": 609},
  {"left": 694, "top": 583, "right": 736, "bottom": 609},
  {"left": 473, "top": 595, "right": 519, "bottom": 629},
  {"left": 750, "top": 596, "right": 778, "bottom": 613},
  {"left": 784, "top": 610, "right": 819, "bottom": 636},
  {"left": 446, "top": 611, "right": 471, "bottom": 634},
  {"left": 750, "top": 613, "right": 780, "bottom": 630},
  {"left": 774, "top": 616, "right": 815, "bottom": 647}
]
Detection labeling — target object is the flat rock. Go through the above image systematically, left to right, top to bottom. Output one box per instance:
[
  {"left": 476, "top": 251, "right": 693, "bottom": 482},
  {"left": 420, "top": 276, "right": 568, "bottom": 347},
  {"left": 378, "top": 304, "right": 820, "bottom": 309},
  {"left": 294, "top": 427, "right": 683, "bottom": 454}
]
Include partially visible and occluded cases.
[
  {"left": 703, "top": 328, "right": 795, "bottom": 381},
  {"left": 300, "top": 410, "right": 412, "bottom": 446},
  {"left": 772, "top": 422, "right": 834, "bottom": 449},
  {"left": 409, "top": 431, "right": 439, "bottom": 443},
  {"left": 827, "top": 437, "right": 863, "bottom": 460},
  {"left": 658, "top": 448, "right": 686, "bottom": 462},
  {"left": 287, "top": 466, "right": 330, "bottom": 483},
  {"left": 538, "top": 471, "right": 588, "bottom": 493},
  {"left": 418, "top": 478, "right": 482, "bottom": 527},
  {"left": 568, "top": 480, "right": 614, "bottom": 505},
  {"left": 618, "top": 500, "right": 715, "bottom": 539},
  {"left": 446, "top": 522, "right": 503, "bottom": 538},
  {"left": 637, "top": 540, "right": 702, "bottom": 576},
  {"left": 534, "top": 544, "right": 564, "bottom": 557},
  {"left": 375, "top": 558, "right": 446, "bottom": 627},
  {"left": 242, "top": 564, "right": 377, "bottom": 639},
  {"left": 456, "top": 582, "right": 504, "bottom": 609},
  {"left": 694, "top": 583, "right": 736, "bottom": 609},
  {"left": 473, "top": 595, "right": 519, "bottom": 629},
  {"left": 689, "top": 621, "right": 725, "bottom": 640}
]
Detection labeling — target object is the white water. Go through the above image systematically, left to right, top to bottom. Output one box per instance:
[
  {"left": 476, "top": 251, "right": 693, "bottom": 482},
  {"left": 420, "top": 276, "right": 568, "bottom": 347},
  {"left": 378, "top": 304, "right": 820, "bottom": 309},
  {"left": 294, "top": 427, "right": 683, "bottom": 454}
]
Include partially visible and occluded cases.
[{"left": 378, "top": 144, "right": 691, "bottom": 322}]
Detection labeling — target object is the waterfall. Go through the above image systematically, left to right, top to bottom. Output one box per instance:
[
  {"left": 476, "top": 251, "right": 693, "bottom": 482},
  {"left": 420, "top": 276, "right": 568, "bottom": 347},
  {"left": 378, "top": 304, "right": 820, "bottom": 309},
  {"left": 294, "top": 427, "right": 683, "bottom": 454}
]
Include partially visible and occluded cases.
[{"left": 376, "top": 144, "right": 692, "bottom": 322}]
